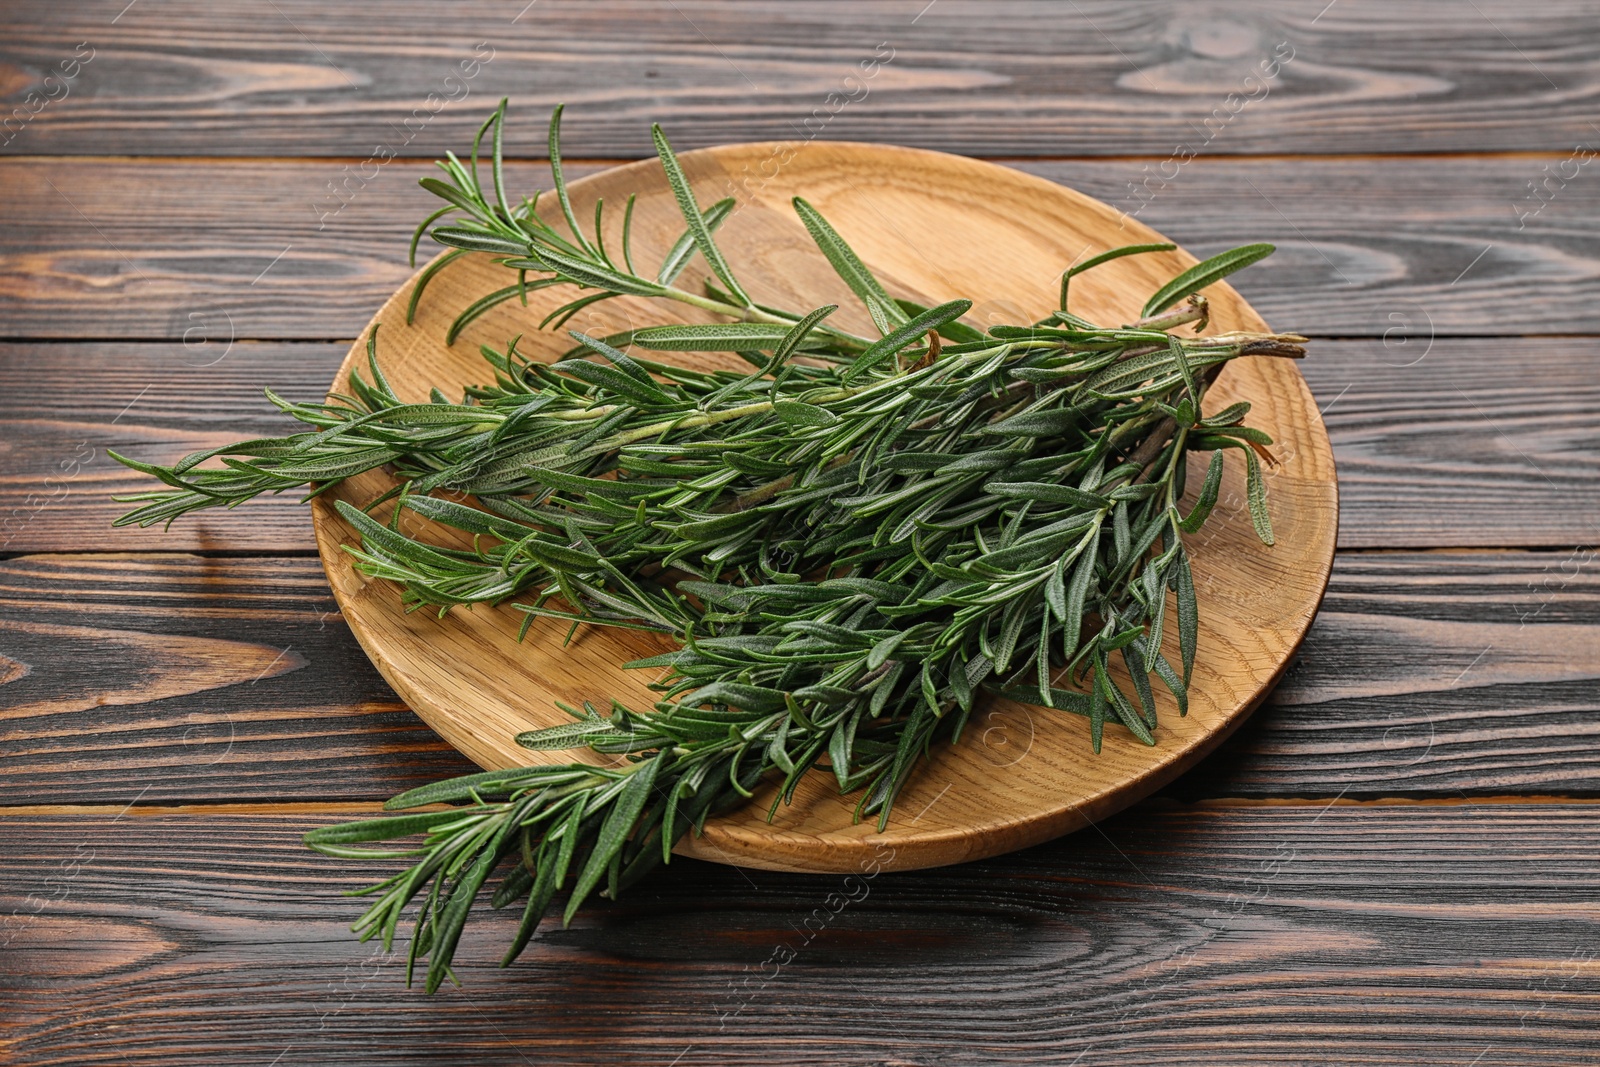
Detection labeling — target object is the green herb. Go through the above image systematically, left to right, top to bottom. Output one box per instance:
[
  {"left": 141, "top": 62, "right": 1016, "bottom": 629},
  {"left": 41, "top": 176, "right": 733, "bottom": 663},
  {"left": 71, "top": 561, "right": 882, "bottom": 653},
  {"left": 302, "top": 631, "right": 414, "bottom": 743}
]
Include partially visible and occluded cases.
[{"left": 110, "top": 102, "right": 1304, "bottom": 990}]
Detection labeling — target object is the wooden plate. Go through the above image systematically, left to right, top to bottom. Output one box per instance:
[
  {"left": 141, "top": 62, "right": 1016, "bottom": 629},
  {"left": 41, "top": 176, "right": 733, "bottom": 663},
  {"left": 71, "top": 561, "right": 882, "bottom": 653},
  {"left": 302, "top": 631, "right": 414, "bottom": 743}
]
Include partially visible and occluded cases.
[{"left": 311, "top": 142, "right": 1337, "bottom": 874}]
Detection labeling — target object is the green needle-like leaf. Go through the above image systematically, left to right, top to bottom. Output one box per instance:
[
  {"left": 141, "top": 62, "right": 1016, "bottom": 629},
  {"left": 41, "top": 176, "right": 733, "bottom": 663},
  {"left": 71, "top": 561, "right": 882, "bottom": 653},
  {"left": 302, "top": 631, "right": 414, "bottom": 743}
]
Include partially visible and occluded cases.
[
  {"left": 548, "top": 104, "right": 597, "bottom": 257},
  {"left": 652, "top": 124, "right": 752, "bottom": 307},
  {"left": 792, "top": 196, "right": 909, "bottom": 334},
  {"left": 658, "top": 197, "right": 735, "bottom": 285},
  {"left": 1059, "top": 242, "right": 1175, "bottom": 312},
  {"left": 1142, "top": 243, "right": 1275, "bottom": 317},
  {"left": 841, "top": 299, "right": 972, "bottom": 382},
  {"left": 632, "top": 322, "right": 799, "bottom": 351},
  {"left": 564, "top": 753, "right": 664, "bottom": 923}
]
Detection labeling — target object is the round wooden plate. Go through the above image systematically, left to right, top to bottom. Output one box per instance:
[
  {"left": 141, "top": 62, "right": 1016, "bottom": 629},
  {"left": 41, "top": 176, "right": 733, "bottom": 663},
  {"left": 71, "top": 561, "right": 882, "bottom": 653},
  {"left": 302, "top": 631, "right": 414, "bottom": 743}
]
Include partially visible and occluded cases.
[{"left": 311, "top": 141, "right": 1337, "bottom": 875}]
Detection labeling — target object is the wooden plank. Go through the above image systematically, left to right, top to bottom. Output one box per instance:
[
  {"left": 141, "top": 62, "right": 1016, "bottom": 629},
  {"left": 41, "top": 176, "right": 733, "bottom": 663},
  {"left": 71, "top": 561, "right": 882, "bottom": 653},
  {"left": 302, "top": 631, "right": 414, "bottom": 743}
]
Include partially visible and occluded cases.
[
  {"left": 2, "top": 1, "right": 1597, "bottom": 158},
  {"left": 2, "top": 155, "right": 1594, "bottom": 342},
  {"left": 0, "top": 158, "right": 579, "bottom": 342},
  {"left": 1008, "top": 158, "right": 1600, "bottom": 341},
  {"left": 4, "top": 335, "right": 1594, "bottom": 554},
  {"left": 1294, "top": 339, "right": 1600, "bottom": 550},
  {"left": 0, "top": 343, "right": 341, "bottom": 554},
  {"left": 1180, "top": 549, "right": 1600, "bottom": 799},
  {"left": 2, "top": 551, "right": 1596, "bottom": 806},
  {"left": 0, "top": 554, "right": 478, "bottom": 806},
  {"left": 3, "top": 803, "right": 1599, "bottom": 1065}
]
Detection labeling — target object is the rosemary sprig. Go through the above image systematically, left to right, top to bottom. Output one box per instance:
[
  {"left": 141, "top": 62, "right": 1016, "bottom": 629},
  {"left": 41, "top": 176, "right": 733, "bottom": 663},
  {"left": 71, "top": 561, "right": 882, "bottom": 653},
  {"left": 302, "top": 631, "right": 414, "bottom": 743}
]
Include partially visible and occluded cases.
[
  {"left": 407, "top": 98, "right": 872, "bottom": 353},
  {"left": 110, "top": 103, "right": 1305, "bottom": 991}
]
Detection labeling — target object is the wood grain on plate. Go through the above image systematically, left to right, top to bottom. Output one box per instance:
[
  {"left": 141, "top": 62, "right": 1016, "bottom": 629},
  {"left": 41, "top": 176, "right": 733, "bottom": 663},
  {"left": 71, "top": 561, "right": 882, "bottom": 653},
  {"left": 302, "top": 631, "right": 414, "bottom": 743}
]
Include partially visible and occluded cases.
[
  {"left": 2, "top": 0, "right": 1596, "bottom": 158},
  {"left": 308, "top": 140, "right": 1336, "bottom": 872},
  {"left": 5, "top": 156, "right": 1599, "bottom": 341},
  {"left": 5, "top": 805, "right": 1599, "bottom": 1066}
]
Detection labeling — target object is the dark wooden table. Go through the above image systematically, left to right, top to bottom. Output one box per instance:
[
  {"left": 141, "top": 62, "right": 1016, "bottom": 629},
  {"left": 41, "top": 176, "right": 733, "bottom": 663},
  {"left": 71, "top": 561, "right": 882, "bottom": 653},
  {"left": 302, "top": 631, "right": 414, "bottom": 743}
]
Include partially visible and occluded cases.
[{"left": 3, "top": 3, "right": 1598, "bottom": 1064}]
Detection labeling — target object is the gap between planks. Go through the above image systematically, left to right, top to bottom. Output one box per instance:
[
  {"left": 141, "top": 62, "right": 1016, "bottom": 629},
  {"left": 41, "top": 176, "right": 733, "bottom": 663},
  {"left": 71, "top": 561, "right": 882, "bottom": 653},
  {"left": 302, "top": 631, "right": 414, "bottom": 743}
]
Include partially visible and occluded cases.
[
  {"left": 3, "top": 149, "right": 1593, "bottom": 166},
  {"left": 8, "top": 795, "right": 1600, "bottom": 820}
]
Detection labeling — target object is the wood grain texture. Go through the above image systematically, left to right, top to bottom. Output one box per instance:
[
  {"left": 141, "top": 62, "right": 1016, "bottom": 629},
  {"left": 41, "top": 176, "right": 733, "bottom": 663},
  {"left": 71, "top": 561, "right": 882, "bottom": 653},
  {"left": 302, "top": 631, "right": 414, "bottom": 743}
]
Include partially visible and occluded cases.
[
  {"left": 2, "top": 1, "right": 1597, "bottom": 158},
  {"left": 307, "top": 140, "right": 1335, "bottom": 873},
  {"left": 3, "top": 155, "right": 1595, "bottom": 342},
  {"left": 0, "top": 158, "right": 591, "bottom": 342},
  {"left": 1009, "top": 158, "right": 1600, "bottom": 341},
  {"left": 1295, "top": 339, "right": 1600, "bottom": 550},
  {"left": 0, "top": 342, "right": 343, "bottom": 554},
  {"left": 1178, "top": 549, "right": 1600, "bottom": 798},
  {"left": 3, "top": 551, "right": 1595, "bottom": 807},
  {"left": 0, "top": 553, "right": 479, "bottom": 806},
  {"left": 5, "top": 804, "right": 1600, "bottom": 1065}
]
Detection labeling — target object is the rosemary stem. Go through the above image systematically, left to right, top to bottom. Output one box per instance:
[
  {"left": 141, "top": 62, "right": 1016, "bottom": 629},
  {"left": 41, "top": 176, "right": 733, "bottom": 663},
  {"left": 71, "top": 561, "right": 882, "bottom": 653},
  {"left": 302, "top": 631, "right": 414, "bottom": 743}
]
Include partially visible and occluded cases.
[{"left": 1130, "top": 295, "right": 1210, "bottom": 333}]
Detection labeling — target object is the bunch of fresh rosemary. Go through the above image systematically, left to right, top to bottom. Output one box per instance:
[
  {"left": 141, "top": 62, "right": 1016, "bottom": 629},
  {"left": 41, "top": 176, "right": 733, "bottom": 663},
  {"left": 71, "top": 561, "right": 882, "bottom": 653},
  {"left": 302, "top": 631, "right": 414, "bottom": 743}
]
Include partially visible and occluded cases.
[{"left": 111, "top": 102, "right": 1304, "bottom": 990}]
